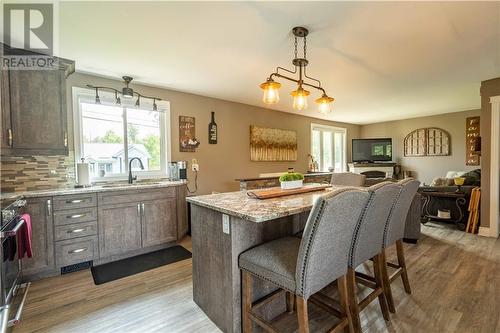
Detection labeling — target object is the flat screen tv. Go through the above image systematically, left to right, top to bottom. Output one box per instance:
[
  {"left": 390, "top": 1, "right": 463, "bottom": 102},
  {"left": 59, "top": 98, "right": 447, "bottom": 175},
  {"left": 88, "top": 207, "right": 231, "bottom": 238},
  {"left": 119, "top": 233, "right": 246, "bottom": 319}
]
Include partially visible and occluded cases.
[{"left": 352, "top": 138, "right": 392, "bottom": 163}]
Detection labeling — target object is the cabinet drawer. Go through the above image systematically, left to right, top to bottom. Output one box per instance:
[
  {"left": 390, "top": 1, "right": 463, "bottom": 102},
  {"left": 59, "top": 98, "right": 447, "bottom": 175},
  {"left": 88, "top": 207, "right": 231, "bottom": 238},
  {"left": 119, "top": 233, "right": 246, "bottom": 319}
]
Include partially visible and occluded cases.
[
  {"left": 98, "top": 188, "right": 175, "bottom": 206},
  {"left": 53, "top": 194, "right": 97, "bottom": 211},
  {"left": 53, "top": 207, "right": 97, "bottom": 226},
  {"left": 54, "top": 221, "right": 97, "bottom": 241},
  {"left": 55, "top": 236, "right": 98, "bottom": 267}
]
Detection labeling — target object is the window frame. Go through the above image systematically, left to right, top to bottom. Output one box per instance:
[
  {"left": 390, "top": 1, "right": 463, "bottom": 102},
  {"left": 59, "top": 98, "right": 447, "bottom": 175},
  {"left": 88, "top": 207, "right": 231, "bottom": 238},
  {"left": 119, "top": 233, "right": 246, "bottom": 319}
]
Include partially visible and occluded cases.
[
  {"left": 72, "top": 86, "right": 171, "bottom": 182},
  {"left": 311, "top": 123, "right": 347, "bottom": 172}
]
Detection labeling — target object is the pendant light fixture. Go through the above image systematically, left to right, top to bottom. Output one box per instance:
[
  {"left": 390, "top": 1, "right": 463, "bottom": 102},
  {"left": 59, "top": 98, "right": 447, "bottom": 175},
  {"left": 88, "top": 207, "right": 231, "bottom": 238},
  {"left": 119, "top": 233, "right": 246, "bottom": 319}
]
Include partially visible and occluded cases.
[
  {"left": 259, "top": 26, "right": 334, "bottom": 114},
  {"left": 86, "top": 76, "right": 162, "bottom": 111}
]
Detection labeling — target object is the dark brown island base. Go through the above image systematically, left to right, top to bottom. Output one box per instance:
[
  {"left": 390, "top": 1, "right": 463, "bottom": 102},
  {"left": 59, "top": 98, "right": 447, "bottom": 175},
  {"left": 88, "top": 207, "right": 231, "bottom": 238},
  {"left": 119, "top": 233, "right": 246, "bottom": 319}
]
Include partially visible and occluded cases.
[{"left": 187, "top": 187, "right": 346, "bottom": 333}]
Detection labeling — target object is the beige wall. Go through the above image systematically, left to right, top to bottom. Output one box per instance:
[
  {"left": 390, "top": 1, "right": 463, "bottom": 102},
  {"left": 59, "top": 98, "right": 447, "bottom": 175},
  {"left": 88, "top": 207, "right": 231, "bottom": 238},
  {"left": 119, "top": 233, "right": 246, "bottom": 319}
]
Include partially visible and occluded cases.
[
  {"left": 67, "top": 72, "right": 360, "bottom": 194},
  {"left": 479, "top": 77, "right": 500, "bottom": 229},
  {"left": 360, "top": 110, "right": 481, "bottom": 185}
]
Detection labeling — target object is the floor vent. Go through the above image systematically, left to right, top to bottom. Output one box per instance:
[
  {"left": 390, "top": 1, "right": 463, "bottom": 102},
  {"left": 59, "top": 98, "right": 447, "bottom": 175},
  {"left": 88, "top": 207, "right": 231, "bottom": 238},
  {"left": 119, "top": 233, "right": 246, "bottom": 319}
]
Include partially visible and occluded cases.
[{"left": 61, "top": 260, "right": 93, "bottom": 274}]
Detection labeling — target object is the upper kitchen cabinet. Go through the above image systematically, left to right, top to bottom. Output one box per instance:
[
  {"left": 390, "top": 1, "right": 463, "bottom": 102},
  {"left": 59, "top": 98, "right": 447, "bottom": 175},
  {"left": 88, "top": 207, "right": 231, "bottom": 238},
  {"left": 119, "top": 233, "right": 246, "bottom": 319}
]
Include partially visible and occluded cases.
[{"left": 0, "top": 45, "right": 75, "bottom": 156}]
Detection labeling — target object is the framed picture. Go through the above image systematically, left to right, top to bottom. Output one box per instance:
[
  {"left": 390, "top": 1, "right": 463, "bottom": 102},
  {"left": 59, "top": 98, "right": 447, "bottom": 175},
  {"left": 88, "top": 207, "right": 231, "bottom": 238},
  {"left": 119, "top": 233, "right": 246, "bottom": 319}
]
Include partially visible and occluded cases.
[
  {"left": 179, "top": 116, "right": 200, "bottom": 152},
  {"left": 250, "top": 126, "right": 297, "bottom": 161}
]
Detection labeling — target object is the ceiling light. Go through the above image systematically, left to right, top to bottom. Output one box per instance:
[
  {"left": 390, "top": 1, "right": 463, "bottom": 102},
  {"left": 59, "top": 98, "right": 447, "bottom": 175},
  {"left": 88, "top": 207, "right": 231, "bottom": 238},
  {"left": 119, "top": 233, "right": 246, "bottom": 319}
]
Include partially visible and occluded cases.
[
  {"left": 259, "top": 26, "right": 334, "bottom": 113},
  {"left": 86, "top": 76, "right": 162, "bottom": 109},
  {"left": 122, "top": 76, "right": 134, "bottom": 98},
  {"left": 260, "top": 78, "right": 281, "bottom": 104},
  {"left": 291, "top": 86, "right": 310, "bottom": 111},
  {"left": 94, "top": 87, "right": 100, "bottom": 104},
  {"left": 315, "top": 94, "right": 335, "bottom": 114}
]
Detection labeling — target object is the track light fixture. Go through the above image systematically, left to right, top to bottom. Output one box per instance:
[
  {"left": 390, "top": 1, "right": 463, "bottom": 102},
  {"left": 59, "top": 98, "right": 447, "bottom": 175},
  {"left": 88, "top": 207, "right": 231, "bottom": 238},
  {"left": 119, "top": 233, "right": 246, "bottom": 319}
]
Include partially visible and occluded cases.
[
  {"left": 259, "top": 26, "right": 335, "bottom": 114},
  {"left": 86, "top": 76, "right": 162, "bottom": 111}
]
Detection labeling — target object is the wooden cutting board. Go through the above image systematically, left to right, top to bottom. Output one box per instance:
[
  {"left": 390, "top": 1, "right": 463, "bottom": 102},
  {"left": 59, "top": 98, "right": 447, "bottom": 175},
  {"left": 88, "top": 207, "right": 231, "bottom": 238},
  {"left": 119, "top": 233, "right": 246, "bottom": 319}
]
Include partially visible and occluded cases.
[{"left": 247, "top": 184, "right": 331, "bottom": 199}]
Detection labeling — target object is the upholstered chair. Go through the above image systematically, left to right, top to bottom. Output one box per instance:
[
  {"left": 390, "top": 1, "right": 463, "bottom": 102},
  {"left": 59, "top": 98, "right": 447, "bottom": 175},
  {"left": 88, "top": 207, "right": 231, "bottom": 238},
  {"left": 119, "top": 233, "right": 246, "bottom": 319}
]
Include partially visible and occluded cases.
[
  {"left": 331, "top": 172, "right": 366, "bottom": 187},
  {"left": 379, "top": 178, "right": 420, "bottom": 313},
  {"left": 347, "top": 181, "right": 402, "bottom": 333},
  {"left": 239, "top": 187, "right": 371, "bottom": 333}
]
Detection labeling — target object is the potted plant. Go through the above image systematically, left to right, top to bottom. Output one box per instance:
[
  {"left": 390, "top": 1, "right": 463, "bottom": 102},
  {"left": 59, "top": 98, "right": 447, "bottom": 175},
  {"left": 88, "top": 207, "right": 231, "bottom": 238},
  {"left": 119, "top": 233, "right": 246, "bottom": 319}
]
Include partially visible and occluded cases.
[{"left": 279, "top": 172, "right": 305, "bottom": 190}]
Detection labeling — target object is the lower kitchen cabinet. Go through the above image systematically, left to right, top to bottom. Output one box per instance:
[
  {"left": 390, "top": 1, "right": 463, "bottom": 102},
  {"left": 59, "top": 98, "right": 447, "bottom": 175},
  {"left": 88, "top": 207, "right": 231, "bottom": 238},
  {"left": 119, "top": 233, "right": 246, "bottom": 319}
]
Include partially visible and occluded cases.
[
  {"left": 22, "top": 197, "right": 56, "bottom": 276},
  {"left": 142, "top": 198, "right": 177, "bottom": 247},
  {"left": 98, "top": 202, "right": 143, "bottom": 259}
]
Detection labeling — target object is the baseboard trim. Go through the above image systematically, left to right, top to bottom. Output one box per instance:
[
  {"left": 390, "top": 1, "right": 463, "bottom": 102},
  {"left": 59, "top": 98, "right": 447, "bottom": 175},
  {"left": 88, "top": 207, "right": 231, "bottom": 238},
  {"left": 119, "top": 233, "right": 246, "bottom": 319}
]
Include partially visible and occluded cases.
[{"left": 478, "top": 227, "right": 491, "bottom": 237}]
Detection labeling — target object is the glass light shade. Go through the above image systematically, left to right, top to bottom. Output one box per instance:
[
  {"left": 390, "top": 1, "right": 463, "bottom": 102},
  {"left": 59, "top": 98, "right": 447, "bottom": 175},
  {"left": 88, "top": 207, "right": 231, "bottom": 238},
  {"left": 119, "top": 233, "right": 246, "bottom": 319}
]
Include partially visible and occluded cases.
[
  {"left": 260, "top": 79, "right": 281, "bottom": 104},
  {"left": 291, "top": 87, "right": 310, "bottom": 111},
  {"left": 315, "top": 94, "right": 335, "bottom": 114},
  {"left": 454, "top": 177, "right": 465, "bottom": 186}
]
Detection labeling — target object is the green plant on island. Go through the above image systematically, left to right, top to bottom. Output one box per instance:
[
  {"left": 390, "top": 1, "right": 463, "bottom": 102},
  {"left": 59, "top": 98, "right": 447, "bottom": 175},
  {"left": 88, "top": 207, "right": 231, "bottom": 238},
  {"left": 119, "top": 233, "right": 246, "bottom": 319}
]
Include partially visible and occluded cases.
[{"left": 279, "top": 172, "right": 305, "bottom": 182}]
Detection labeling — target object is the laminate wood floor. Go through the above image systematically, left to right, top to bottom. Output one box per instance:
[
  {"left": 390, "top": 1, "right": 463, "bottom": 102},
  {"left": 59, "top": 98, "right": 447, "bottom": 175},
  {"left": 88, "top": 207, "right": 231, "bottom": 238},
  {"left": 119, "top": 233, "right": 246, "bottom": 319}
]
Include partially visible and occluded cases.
[{"left": 12, "top": 222, "right": 500, "bottom": 333}]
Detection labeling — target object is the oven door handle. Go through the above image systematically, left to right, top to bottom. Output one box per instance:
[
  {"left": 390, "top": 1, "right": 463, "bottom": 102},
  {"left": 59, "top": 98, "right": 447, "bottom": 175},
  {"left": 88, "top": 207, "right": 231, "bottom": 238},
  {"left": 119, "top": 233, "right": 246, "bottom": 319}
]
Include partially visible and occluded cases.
[{"left": 0, "top": 219, "right": 25, "bottom": 239}]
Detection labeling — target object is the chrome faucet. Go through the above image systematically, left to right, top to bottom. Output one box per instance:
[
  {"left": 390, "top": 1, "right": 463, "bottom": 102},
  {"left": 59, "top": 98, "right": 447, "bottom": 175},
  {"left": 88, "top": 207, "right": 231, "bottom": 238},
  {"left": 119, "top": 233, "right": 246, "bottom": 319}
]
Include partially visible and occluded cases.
[{"left": 128, "top": 157, "right": 145, "bottom": 184}]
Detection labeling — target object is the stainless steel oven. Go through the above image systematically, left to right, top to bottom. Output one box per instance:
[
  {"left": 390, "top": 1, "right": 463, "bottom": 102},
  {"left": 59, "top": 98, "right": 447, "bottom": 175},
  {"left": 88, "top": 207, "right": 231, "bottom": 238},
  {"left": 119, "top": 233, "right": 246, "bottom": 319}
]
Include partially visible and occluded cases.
[{"left": 0, "top": 199, "right": 30, "bottom": 332}]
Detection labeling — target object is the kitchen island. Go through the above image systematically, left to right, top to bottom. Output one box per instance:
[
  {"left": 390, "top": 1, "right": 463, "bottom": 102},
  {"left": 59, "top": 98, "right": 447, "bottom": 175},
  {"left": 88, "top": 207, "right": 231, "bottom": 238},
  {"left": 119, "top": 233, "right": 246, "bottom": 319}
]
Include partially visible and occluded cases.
[{"left": 187, "top": 187, "right": 339, "bottom": 333}]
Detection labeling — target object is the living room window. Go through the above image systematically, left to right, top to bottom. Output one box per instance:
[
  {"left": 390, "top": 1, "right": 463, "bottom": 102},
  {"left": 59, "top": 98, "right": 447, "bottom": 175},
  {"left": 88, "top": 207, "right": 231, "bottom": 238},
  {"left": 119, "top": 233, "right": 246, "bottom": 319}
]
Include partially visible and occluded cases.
[
  {"left": 73, "top": 87, "right": 171, "bottom": 180},
  {"left": 311, "top": 123, "right": 346, "bottom": 172}
]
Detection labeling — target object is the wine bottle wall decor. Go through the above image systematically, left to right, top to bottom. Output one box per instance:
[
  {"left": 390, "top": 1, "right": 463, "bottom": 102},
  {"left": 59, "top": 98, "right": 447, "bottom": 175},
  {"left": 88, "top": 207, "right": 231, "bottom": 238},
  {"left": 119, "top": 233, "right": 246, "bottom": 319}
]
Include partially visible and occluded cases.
[{"left": 208, "top": 111, "right": 217, "bottom": 144}]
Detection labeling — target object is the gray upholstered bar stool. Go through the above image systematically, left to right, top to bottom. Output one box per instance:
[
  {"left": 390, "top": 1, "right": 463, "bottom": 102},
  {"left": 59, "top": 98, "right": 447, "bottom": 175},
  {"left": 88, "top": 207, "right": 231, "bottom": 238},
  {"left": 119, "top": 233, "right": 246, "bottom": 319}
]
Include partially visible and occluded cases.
[
  {"left": 331, "top": 172, "right": 366, "bottom": 187},
  {"left": 379, "top": 178, "right": 420, "bottom": 313},
  {"left": 346, "top": 182, "right": 401, "bottom": 333},
  {"left": 239, "top": 188, "right": 371, "bottom": 333}
]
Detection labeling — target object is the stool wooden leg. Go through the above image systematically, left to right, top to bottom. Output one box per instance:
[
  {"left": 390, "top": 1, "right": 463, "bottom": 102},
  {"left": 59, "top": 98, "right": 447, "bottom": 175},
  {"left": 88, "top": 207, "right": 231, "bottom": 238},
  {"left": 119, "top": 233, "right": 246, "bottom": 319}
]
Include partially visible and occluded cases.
[
  {"left": 396, "top": 240, "right": 412, "bottom": 294},
  {"left": 380, "top": 249, "right": 396, "bottom": 313},
  {"left": 373, "top": 254, "right": 390, "bottom": 321},
  {"left": 346, "top": 268, "right": 362, "bottom": 333},
  {"left": 242, "top": 271, "right": 253, "bottom": 333},
  {"left": 337, "top": 275, "right": 354, "bottom": 333},
  {"left": 286, "top": 291, "right": 295, "bottom": 313},
  {"left": 296, "top": 296, "right": 310, "bottom": 333}
]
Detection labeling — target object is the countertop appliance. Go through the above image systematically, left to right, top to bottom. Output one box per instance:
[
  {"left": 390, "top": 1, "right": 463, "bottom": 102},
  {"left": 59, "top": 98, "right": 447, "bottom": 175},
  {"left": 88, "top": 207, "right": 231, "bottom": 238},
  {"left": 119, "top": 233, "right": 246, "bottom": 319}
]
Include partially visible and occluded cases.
[
  {"left": 169, "top": 161, "right": 187, "bottom": 181},
  {"left": 0, "top": 199, "right": 31, "bottom": 333}
]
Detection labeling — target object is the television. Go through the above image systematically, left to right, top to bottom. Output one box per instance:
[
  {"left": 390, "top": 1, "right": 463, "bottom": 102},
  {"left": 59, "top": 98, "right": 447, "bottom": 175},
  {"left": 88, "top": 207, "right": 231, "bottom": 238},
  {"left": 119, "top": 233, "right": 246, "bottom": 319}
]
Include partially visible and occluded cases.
[{"left": 352, "top": 138, "right": 392, "bottom": 163}]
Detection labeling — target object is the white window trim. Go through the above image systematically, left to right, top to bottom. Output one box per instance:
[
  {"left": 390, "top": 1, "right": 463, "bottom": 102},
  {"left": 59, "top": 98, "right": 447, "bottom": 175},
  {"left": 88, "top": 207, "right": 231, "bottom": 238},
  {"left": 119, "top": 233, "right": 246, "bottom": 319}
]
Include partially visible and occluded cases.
[
  {"left": 72, "top": 86, "right": 171, "bottom": 182},
  {"left": 311, "top": 123, "right": 347, "bottom": 172}
]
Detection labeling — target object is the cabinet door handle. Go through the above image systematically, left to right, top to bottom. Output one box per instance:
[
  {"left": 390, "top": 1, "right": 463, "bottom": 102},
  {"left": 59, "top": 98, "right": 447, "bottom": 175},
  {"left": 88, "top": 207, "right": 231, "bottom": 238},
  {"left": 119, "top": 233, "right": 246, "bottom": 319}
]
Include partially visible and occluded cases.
[
  {"left": 7, "top": 129, "right": 13, "bottom": 147},
  {"left": 64, "top": 132, "right": 68, "bottom": 147},
  {"left": 66, "top": 199, "right": 84, "bottom": 204},
  {"left": 46, "top": 200, "right": 52, "bottom": 216},
  {"left": 137, "top": 203, "right": 141, "bottom": 217},
  {"left": 141, "top": 203, "right": 145, "bottom": 216},
  {"left": 66, "top": 213, "right": 86, "bottom": 219},
  {"left": 67, "top": 228, "right": 86, "bottom": 234},
  {"left": 68, "top": 248, "right": 87, "bottom": 254}
]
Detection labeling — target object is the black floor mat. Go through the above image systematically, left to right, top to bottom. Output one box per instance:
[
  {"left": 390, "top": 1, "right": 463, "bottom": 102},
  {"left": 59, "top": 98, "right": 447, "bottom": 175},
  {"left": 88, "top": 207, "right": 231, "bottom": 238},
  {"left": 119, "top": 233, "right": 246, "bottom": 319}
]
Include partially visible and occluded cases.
[{"left": 91, "top": 246, "right": 192, "bottom": 285}]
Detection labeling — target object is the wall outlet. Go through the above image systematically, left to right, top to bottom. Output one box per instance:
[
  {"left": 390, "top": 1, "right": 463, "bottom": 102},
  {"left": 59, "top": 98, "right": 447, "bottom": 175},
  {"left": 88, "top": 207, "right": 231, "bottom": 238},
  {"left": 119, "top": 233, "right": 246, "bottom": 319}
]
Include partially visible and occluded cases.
[
  {"left": 192, "top": 158, "right": 199, "bottom": 172},
  {"left": 222, "top": 214, "right": 230, "bottom": 234}
]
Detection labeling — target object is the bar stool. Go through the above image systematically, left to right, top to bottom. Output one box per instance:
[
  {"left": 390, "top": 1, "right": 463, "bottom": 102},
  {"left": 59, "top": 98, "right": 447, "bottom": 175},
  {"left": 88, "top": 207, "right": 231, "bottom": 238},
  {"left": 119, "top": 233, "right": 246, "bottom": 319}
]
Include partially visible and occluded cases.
[
  {"left": 379, "top": 178, "right": 420, "bottom": 312},
  {"left": 346, "top": 182, "right": 402, "bottom": 333},
  {"left": 239, "top": 188, "right": 371, "bottom": 333}
]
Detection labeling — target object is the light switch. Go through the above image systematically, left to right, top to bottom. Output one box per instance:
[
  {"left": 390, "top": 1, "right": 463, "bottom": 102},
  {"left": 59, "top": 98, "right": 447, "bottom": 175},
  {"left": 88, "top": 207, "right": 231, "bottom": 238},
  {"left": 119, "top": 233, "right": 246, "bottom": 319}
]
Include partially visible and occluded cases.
[{"left": 222, "top": 214, "right": 230, "bottom": 234}]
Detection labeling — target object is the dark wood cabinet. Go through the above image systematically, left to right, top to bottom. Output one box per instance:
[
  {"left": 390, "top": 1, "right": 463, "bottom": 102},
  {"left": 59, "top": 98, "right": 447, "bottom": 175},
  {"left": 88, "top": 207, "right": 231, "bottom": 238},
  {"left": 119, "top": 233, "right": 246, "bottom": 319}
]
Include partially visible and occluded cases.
[
  {"left": 0, "top": 47, "right": 74, "bottom": 156},
  {"left": 0, "top": 66, "right": 12, "bottom": 150},
  {"left": 22, "top": 197, "right": 56, "bottom": 276},
  {"left": 142, "top": 198, "right": 177, "bottom": 247},
  {"left": 98, "top": 202, "right": 143, "bottom": 259}
]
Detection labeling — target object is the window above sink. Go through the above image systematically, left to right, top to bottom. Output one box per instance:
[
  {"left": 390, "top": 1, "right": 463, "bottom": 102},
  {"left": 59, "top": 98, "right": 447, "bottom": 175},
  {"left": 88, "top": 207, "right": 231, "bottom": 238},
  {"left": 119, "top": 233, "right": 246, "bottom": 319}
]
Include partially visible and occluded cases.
[{"left": 72, "top": 87, "right": 171, "bottom": 182}]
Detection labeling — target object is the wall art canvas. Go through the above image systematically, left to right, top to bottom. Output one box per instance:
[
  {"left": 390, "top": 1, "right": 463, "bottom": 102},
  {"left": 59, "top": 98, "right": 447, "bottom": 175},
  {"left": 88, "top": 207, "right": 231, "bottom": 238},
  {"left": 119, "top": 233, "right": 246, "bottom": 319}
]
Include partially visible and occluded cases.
[{"left": 250, "top": 126, "right": 297, "bottom": 161}]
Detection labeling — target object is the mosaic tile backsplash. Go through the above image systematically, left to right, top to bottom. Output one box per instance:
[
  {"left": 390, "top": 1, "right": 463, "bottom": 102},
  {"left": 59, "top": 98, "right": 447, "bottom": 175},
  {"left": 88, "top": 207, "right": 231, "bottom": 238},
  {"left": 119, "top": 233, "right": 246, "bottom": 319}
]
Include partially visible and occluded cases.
[{"left": 0, "top": 152, "right": 76, "bottom": 193}]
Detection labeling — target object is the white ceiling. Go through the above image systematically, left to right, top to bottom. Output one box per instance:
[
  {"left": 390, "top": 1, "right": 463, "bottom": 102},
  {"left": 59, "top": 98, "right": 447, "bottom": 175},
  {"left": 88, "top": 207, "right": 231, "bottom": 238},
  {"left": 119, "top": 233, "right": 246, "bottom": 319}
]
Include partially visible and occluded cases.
[{"left": 56, "top": 1, "right": 500, "bottom": 124}]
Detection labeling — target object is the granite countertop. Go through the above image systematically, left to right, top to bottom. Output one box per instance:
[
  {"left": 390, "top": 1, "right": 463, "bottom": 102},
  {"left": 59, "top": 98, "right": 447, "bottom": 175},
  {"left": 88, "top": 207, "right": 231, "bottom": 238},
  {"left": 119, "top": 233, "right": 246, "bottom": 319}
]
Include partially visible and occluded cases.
[
  {"left": 235, "top": 172, "right": 333, "bottom": 182},
  {"left": 0, "top": 180, "right": 187, "bottom": 201},
  {"left": 187, "top": 186, "right": 345, "bottom": 223}
]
